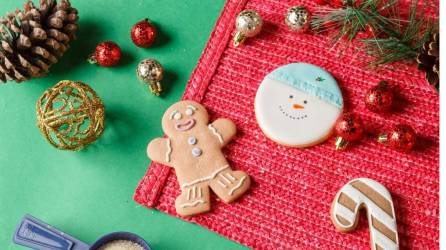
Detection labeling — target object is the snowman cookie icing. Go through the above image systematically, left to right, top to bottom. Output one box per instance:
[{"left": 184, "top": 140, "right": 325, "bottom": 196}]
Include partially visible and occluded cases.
[{"left": 255, "top": 63, "right": 343, "bottom": 147}]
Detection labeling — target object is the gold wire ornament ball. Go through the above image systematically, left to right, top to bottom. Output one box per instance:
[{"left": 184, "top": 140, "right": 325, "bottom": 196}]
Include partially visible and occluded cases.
[{"left": 36, "top": 80, "right": 105, "bottom": 151}]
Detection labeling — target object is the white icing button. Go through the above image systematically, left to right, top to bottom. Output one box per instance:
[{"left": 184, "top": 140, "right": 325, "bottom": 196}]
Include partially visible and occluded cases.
[
  {"left": 254, "top": 63, "right": 343, "bottom": 148},
  {"left": 188, "top": 136, "right": 197, "bottom": 145},
  {"left": 192, "top": 148, "right": 202, "bottom": 157}
]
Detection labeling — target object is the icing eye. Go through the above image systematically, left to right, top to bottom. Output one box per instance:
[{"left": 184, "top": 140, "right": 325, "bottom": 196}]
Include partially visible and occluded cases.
[
  {"left": 289, "top": 95, "right": 294, "bottom": 99},
  {"left": 303, "top": 100, "right": 308, "bottom": 104},
  {"left": 185, "top": 108, "right": 194, "bottom": 116},
  {"left": 173, "top": 112, "right": 182, "bottom": 120}
]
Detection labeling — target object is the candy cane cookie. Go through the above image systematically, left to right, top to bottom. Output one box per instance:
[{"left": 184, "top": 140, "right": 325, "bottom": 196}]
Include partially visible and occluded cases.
[{"left": 331, "top": 178, "right": 399, "bottom": 250}]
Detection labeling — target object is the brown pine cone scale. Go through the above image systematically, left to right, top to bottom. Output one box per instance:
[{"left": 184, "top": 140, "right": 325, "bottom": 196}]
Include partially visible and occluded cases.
[{"left": 0, "top": 0, "right": 78, "bottom": 83}]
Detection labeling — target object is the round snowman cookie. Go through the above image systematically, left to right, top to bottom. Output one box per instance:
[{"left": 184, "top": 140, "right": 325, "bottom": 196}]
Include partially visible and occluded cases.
[{"left": 254, "top": 63, "right": 343, "bottom": 147}]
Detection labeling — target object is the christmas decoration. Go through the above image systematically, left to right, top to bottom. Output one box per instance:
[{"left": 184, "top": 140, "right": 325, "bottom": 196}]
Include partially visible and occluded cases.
[
  {"left": 0, "top": 0, "right": 79, "bottom": 83},
  {"left": 311, "top": 0, "right": 395, "bottom": 43},
  {"left": 315, "top": 0, "right": 328, "bottom": 5},
  {"left": 361, "top": 2, "right": 436, "bottom": 68},
  {"left": 285, "top": 6, "right": 311, "bottom": 33},
  {"left": 233, "top": 10, "right": 263, "bottom": 47},
  {"left": 131, "top": 18, "right": 156, "bottom": 48},
  {"left": 417, "top": 33, "right": 439, "bottom": 92},
  {"left": 88, "top": 41, "right": 121, "bottom": 67},
  {"left": 136, "top": 59, "right": 163, "bottom": 96},
  {"left": 36, "top": 80, "right": 105, "bottom": 151},
  {"left": 364, "top": 81, "right": 393, "bottom": 112},
  {"left": 334, "top": 113, "right": 363, "bottom": 150},
  {"left": 378, "top": 124, "right": 416, "bottom": 151}
]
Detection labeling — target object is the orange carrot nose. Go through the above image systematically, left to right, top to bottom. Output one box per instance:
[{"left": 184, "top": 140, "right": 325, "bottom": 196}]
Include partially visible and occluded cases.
[{"left": 293, "top": 104, "right": 304, "bottom": 109}]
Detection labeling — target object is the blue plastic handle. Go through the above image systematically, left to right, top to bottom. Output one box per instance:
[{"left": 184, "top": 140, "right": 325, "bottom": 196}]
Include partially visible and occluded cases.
[{"left": 13, "top": 214, "right": 90, "bottom": 250}]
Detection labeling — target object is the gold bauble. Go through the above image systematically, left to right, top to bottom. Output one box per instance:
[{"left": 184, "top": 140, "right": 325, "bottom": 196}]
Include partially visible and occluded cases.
[{"left": 36, "top": 80, "right": 105, "bottom": 151}]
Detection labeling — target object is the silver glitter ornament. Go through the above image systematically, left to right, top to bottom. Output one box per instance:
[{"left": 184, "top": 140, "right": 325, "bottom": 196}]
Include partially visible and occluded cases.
[
  {"left": 285, "top": 6, "right": 311, "bottom": 33},
  {"left": 233, "top": 10, "right": 263, "bottom": 47},
  {"left": 136, "top": 59, "right": 164, "bottom": 96}
]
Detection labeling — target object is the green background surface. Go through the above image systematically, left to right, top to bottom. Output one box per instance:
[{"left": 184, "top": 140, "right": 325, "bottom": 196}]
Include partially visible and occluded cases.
[{"left": 0, "top": 0, "right": 248, "bottom": 249}]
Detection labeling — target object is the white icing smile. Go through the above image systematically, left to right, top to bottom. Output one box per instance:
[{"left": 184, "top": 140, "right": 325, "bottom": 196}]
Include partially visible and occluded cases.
[
  {"left": 278, "top": 105, "right": 308, "bottom": 120},
  {"left": 175, "top": 119, "right": 196, "bottom": 131}
]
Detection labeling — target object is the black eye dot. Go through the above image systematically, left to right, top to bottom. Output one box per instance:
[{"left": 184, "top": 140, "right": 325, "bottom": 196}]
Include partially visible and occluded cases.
[
  {"left": 289, "top": 95, "right": 293, "bottom": 99},
  {"left": 303, "top": 100, "right": 308, "bottom": 104}
]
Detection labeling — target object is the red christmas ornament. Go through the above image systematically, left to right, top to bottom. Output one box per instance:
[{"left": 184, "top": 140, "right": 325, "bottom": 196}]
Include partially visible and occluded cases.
[
  {"left": 315, "top": 0, "right": 328, "bottom": 5},
  {"left": 131, "top": 18, "right": 157, "bottom": 48},
  {"left": 88, "top": 41, "right": 121, "bottom": 67},
  {"left": 364, "top": 81, "right": 394, "bottom": 112},
  {"left": 334, "top": 113, "right": 364, "bottom": 150},
  {"left": 378, "top": 124, "right": 416, "bottom": 151}
]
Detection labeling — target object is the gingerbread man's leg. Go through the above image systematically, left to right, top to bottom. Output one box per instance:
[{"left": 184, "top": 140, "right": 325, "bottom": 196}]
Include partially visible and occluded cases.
[
  {"left": 209, "top": 168, "right": 251, "bottom": 203},
  {"left": 175, "top": 182, "right": 211, "bottom": 216}
]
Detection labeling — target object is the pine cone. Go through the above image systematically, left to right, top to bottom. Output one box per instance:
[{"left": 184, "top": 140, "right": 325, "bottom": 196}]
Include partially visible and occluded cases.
[
  {"left": 0, "top": 0, "right": 78, "bottom": 83},
  {"left": 417, "top": 33, "right": 439, "bottom": 92}
]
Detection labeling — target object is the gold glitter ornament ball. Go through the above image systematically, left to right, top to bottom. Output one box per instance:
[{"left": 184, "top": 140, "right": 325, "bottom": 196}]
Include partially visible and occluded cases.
[
  {"left": 285, "top": 6, "right": 311, "bottom": 33},
  {"left": 233, "top": 10, "right": 263, "bottom": 47},
  {"left": 136, "top": 59, "right": 164, "bottom": 96},
  {"left": 36, "top": 80, "right": 105, "bottom": 151}
]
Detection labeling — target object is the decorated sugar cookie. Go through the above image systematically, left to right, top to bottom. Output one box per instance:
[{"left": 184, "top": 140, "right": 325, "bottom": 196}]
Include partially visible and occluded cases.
[
  {"left": 254, "top": 63, "right": 343, "bottom": 147},
  {"left": 147, "top": 100, "right": 251, "bottom": 216},
  {"left": 331, "top": 178, "right": 399, "bottom": 250}
]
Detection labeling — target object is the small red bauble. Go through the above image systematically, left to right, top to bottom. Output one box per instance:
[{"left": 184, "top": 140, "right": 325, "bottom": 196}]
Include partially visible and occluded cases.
[
  {"left": 315, "top": 0, "right": 328, "bottom": 5},
  {"left": 131, "top": 18, "right": 157, "bottom": 48},
  {"left": 89, "top": 41, "right": 121, "bottom": 67},
  {"left": 365, "top": 81, "right": 394, "bottom": 112},
  {"left": 334, "top": 113, "right": 364, "bottom": 150},
  {"left": 335, "top": 113, "right": 364, "bottom": 141},
  {"left": 379, "top": 124, "right": 416, "bottom": 151}
]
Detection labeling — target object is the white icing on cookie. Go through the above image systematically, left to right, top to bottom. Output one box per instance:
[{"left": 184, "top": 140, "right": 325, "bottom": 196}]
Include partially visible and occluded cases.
[
  {"left": 254, "top": 63, "right": 343, "bottom": 147},
  {"left": 208, "top": 124, "right": 224, "bottom": 144},
  {"left": 165, "top": 138, "right": 172, "bottom": 163},
  {"left": 181, "top": 165, "right": 230, "bottom": 188},
  {"left": 229, "top": 176, "right": 247, "bottom": 196},
  {"left": 332, "top": 178, "right": 399, "bottom": 250},
  {"left": 181, "top": 200, "right": 206, "bottom": 208}
]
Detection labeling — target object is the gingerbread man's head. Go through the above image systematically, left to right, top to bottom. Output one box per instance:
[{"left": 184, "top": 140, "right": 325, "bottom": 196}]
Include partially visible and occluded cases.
[{"left": 162, "top": 101, "right": 210, "bottom": 136}]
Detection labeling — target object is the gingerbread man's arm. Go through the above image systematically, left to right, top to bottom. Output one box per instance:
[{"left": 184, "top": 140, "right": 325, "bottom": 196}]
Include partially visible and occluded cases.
[
  {"left": 208, "top": 118, "right": 237, "bottom": 147},
  {"left": 147, "top": 137, "right": 174, "bottom": 167}
]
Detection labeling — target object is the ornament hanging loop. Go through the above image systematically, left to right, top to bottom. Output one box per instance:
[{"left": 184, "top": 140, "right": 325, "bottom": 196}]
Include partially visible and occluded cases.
[
  {"left": 233, "top": 31, "right": 247, "bottom": 47},
  {"left": 148, "top": 81, "right": 163, "bottom": 96}
]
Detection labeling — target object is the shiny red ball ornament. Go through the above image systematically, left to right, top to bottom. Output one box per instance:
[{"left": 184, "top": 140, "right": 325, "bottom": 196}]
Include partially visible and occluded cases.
[
  {"left": 315, "top": 0, "right": 328, "bottom": 5},
  {"left": 131, "top": 18, "right": 157, "bottom": 48},
  {"left": 89, "top": 41, "right": 121, "bottom": 67},
  {"left": 364, "top": 81, "right": 394, "bottom": 113},
  {"left": 334, "top": 113, "right": 364, "bottom": 150},
  {"left": 378, "top": 124, "right": 416, "bottom": 151}
]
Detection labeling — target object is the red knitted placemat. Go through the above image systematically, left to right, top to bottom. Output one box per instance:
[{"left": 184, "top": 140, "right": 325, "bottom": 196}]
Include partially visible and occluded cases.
[{"left": 134, "top": 0, "right": 439, "bottom": 249}]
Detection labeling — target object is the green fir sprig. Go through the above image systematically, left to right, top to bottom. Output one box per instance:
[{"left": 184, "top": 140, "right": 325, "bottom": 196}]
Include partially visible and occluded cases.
[
  {"left": 311, "top": 0, "right": 398, "bottom": 45},
  {"left": 360, "top": 1, "right": 437, "bottom": 67}
]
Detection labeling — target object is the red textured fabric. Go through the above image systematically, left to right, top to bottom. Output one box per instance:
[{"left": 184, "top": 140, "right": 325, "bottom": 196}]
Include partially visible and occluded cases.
[{"left": 134, "top": 0, "right": 439, "bottom": 249}]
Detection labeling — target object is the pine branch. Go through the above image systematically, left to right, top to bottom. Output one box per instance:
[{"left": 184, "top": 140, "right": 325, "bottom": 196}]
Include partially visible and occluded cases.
[
  {"left": 311, "top": 0, "right": 398, "bottom": 44},
  {"left": 360, "top": 0, "right": 437, "bottom": 67}
]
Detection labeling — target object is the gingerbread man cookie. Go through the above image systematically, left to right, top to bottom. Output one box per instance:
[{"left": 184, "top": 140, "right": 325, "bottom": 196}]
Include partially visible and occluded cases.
[{"left": 147, "top": 100, "right": 251, "bottom": 216}]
